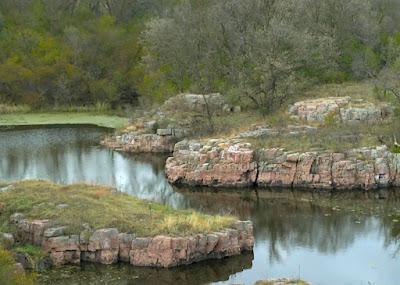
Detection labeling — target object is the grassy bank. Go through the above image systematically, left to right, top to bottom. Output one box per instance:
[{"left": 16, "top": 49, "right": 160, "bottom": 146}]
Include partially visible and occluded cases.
[
  {"left": 0, "top": 113, "right": 129, "bottom": 129},
  {"left": 0, "top": 180, "right": 235, "bottom": 236},
  {"left": 0, "top": 248, "right": 36, "bottom": 285}
]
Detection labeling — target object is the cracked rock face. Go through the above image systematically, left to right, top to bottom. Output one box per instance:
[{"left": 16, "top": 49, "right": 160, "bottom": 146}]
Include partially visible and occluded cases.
[
  {"left": 289, "top": 96, "right": 392, "bottom": 123},
  {"left": 102, "top": 133, "right": 175, "bottom": 153},
  {"left": 165, "top": 139, "right": 400, "bottom": 190},
  {"left": 165, "top": 139, "right": 257, "bottom": 187},
  {"left": 11, "top": 217, "right": 254, "bottom": 268}
]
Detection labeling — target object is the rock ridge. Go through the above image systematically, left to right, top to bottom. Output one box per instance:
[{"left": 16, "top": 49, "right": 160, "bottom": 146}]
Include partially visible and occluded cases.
[
  {"left": 166, "top": 139, "right": 400, "bottom": 190},
  {"left": 10, "top": 214, "right": 254, "bottom": 268}
]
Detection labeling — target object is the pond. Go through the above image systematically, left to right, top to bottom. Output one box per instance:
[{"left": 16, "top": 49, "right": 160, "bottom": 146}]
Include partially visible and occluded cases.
[{"left": 1, "top": 126, "right": 399, "bottom": 285}]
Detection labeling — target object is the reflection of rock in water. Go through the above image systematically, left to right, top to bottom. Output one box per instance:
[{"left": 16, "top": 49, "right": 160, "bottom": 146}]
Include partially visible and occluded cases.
[
  {"left": 174, "top": 186, "right": 399, "bottom": 262},
  {"left": 39, "top": 252, "right": 254, "bottom": 285}
]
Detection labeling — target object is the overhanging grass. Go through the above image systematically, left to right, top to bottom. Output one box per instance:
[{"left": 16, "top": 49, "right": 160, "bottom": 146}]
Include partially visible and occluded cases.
[
  {"left": 0, "top": 113, "right": 129, "bottom": 129},
  {"left": 0, "top": 180, "right": 236, "bottom": 236}
]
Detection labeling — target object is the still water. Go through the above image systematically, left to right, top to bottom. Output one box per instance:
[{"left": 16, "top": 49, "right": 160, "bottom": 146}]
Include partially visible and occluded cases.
[{"left": 0, "top": 126, "right": 399, "bottom": 285}]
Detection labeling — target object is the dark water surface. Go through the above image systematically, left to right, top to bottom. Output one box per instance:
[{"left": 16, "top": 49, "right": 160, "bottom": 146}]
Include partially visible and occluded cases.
[{"left": 1, "top": 126, "right": 399, "bottom": 285}]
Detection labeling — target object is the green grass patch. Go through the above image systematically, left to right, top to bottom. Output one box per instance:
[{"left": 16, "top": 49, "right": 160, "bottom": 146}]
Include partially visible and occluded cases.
[
  {"left": 0, "top": 113, "right": 129, "bottom": 129},
  {"left": 0, "top": 180, "right": 236, "bottom": 236},
  {"left": 14, "top": 245, "right": 46, "bottom": 260},
  {"left": 0, "top": 248, "right": 36, "bottom": 285}
]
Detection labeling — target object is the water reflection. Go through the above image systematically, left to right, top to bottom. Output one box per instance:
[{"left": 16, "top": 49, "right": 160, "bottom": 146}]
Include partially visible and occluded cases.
[
  {"left": 0, "top": 127, "right": 187, "bottom": 208},
  {"left": 1, "top": 127, "right": 400, "bottom": 285}
]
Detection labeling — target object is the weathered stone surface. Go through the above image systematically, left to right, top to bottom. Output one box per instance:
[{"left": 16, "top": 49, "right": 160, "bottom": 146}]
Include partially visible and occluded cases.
[
  {"left": 289, "top": 96, "right": 392, "bottom": 123},
  {"left": 238, "top": 125, "right": 317, "bottom": 138},
  {"left": 156, "top": 128, "right": 172, "bottom": 136},
  {"left": 102, "top": 133, "right": 175, "bottom": 153},
  {"left": 166, "top": 139, "right": 257, "bottom": 187},
  {"left": 166, "top": 139, "right": 400, "bottom": 190},
  {"left": 257, "top": 145, "right": 400, "bottom": 190},
  {"left": 11, "top": 215, "right": 254, "bottom": 268},
  {"left": 13, "top": 219, "right": 52, "bottom": 246},
  {"left": 129, "top": 221, "right": 254, "bottom": 268},
  {"left": 44, "top": 227, "right": 67, "bottom": 238},
  {"left": 85, "top": 228, "right": 120, "bottom": 264},
  {"left": 118, "top": 233, "right": 135, "bottom": 263},
  {"left": 42, "top": 235, "right": 80, "bottom": 252},
  {"left": 15, "top": 253, "right": 34, "bottom": 269}
]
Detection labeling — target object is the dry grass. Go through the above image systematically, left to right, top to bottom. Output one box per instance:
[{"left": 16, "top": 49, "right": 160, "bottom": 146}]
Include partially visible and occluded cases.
[
  {"left": 299, "top": 81, "right": 377, "bottom": 102},
  {"left": 0, "top": 104, "right": 31, "bottom": 114},
  {"left": 0, "top": 112, "right": 129, "bottom": 129},
  {"left": 248, "top": 119, "right": 400, "bottom": 152},
  {"left": 0, "top": 180, "right": 236, "bottom": 236},
  {"left": 0, "top": 248, "right": 36, "bottom": 285}
]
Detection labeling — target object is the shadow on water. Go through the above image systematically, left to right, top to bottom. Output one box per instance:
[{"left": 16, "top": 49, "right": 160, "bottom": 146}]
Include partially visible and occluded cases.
[
  {"left": 1, "top": 126, "right": 400, "bottom": 285},
  {"left": 39, "top": 252, "right": 254, "bottom": 285}
]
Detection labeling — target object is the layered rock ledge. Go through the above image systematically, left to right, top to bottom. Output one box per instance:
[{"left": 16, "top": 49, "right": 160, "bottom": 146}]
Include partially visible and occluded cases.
[
  {"left": 289, "top": 96, "right": 393, "bottom": 123},
  {"left": 102, "top": 132, "right": 177, "bottom": 153},
  {"left": 166, "top": 140, "right": 400, "bottom": 190},
  {"left": 10, "top": 214, "right": 254, "bottom": 268}
]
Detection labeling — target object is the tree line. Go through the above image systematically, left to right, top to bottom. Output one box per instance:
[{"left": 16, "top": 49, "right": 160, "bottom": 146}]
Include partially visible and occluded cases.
[{"left": 1, "top": 0, "right": 400, "bottom": 113}]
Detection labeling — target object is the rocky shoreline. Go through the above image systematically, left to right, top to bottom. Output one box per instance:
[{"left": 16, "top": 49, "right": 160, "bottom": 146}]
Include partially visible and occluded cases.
[
  {"left": 165, "top": 139, "right": 400, "bottom": 190},
  {"left": 10, "top": 213, "right": 254, "bottom": 268}
]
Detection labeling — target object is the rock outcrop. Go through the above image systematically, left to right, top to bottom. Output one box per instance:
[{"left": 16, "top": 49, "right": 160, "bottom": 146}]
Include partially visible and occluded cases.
[
  {"left": 162, "top": 93, "right": 240, "bottom": 114},
  {"left": 289, "top": 96, "right": 392, "bottom": 123},
  {"left": 238, "top": 125, "right": 318, "bottom": 139},
  {"left": 102, "top": 132, "right": 176, "bottom": 153},
  {"left": 165, "top": 139, "right": 400, "bottom": 190},
  {"left": 166, "top": 139, "right": 257, "bottom": 187},
  {"left": 11, "top": 214, "right": 254, "bottom": 268}
]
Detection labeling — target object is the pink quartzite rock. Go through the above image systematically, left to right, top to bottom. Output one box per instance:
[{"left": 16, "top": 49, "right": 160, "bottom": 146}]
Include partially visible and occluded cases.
[
  {"left": 289, "top": 96, "right": 392, "bottom": 123},
  {"left": 102, "top": 133, "right": 175, "bottom": 153},
  {"left": 166, "top": 139, "right": 257, "bottom": 187},
  {"left": 166, "top": 139, "right": 400, "bottom": 190},
  {"left": 11, "top": 217, "right": 254, "bottom": 268},
  {"left": 14, "top": 219, "right": 52, "bottom": 246},
  {"left": 129, "top": 220, "right": 254, "bottom": 268},
  {"left": 85, "top": 228, "right": 120, "bottom": 264}
]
